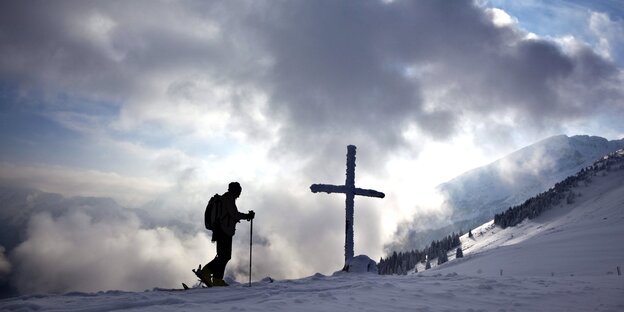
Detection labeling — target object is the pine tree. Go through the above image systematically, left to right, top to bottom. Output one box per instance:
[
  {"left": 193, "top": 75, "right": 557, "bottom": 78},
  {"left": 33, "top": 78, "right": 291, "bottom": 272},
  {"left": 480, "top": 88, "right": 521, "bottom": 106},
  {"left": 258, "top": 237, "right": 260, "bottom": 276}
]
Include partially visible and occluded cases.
[
  {"left": 456, "top": 247, "right": 463, "bottom": 258},
  {"left": 437, "top": 250, "right": 448, "bottom": 265},
  {"left": 425, "top": 259, "right": 431, "bottom": 270}
]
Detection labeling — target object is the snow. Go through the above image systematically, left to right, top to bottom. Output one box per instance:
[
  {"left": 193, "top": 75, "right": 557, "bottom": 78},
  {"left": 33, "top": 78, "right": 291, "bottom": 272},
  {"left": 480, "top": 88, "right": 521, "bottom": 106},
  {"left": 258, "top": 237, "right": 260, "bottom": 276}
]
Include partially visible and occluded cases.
[
  {"left": 437, "top": 135, "right": 624, "bottom": 228},
  {"left": 2, "top": 155, "right": 624, "bottom": 311},
  {"left": 433, "top": 164, "right": 624, "bottom": 278},
  {"left": 344, "top": 255, "right": 378, "bottom": 273},
  {"left": 1, "top": 272, "right": 622, "bottom": 311}
]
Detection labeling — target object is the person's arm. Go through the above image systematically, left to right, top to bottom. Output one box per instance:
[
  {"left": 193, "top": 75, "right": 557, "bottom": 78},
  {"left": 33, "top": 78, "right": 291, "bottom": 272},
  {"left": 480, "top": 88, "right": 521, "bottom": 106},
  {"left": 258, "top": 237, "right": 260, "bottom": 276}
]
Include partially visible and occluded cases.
[{"left": 234, "top": 206, "right": 254, "bottom": 221}]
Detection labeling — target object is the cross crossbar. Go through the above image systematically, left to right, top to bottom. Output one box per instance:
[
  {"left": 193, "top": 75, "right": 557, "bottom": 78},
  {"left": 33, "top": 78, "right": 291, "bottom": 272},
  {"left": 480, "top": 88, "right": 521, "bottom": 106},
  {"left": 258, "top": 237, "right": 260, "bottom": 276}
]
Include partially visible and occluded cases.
[{"left": 310, "top": 184, "right": 385, "bottom": 198}]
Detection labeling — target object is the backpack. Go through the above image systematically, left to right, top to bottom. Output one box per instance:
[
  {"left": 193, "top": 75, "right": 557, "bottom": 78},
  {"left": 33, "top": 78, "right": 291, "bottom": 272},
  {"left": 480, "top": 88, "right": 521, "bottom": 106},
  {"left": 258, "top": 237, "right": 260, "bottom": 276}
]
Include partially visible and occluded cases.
[{"left": 204, "top": 194, "right": 223, "bottom": 231}]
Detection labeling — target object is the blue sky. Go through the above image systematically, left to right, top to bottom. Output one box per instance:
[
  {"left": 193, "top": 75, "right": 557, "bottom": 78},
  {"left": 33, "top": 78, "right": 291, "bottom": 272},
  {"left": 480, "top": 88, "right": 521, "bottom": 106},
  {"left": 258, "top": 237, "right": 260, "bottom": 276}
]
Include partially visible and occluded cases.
[
  {"left": 0, "top": 0, "right": 623, "bottom": 294},
  {"left": 487, "top": 0, "right": 624, "bottom": 65}
]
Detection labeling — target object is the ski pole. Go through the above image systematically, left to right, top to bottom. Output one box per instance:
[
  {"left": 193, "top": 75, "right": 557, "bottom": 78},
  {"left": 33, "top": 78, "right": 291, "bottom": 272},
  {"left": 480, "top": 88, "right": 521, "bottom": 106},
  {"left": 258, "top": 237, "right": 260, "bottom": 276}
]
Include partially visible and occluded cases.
[{"left": 249, "top": 217, "right": 253, "bottom": 287}]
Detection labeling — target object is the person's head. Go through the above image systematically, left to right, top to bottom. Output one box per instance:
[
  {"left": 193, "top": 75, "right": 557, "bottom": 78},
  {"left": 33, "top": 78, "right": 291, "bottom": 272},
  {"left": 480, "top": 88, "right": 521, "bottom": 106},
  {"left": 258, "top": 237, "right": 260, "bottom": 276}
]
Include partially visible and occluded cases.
[{"left": 228, "top": 182, "right": 242, "bottom": 198}]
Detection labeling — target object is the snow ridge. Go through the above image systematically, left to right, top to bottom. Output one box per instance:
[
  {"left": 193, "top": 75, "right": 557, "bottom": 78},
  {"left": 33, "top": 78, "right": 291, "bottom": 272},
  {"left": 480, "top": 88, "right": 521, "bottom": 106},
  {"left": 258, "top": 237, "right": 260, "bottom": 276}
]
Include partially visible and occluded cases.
[
  {"left": 440, "top": 135, "right": 624, "bottom": 226},
  {"left": 383, "top": 147, "right": 624, "bottom": 277}
]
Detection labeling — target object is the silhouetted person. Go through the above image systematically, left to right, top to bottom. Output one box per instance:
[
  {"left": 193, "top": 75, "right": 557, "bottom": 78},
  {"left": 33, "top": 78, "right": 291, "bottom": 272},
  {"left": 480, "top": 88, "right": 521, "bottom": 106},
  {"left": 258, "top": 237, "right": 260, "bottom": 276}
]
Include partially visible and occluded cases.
[{"left": 199, "top": 182, "right": 254, "bottom": 286}]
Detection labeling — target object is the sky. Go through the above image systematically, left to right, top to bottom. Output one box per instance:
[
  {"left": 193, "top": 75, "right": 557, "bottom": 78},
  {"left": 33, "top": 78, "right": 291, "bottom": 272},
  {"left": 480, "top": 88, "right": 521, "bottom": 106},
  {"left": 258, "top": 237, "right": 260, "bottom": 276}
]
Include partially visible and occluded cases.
[{"left": 0, "top": 0, "right": 623, "bottom": 295}]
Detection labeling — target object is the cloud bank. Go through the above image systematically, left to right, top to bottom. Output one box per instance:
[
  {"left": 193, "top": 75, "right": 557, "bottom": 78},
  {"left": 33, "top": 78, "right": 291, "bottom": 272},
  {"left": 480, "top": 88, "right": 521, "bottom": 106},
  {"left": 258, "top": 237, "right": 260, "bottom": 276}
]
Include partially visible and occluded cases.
[
  {"left": 1, "top": 1, "right": 622, "bottom": 161},
  {"left": 1, "top": 188, "right": 291, "bottom": 294},
  {"left": 12, "top": 211, "right": 208, "bottom": 293}
]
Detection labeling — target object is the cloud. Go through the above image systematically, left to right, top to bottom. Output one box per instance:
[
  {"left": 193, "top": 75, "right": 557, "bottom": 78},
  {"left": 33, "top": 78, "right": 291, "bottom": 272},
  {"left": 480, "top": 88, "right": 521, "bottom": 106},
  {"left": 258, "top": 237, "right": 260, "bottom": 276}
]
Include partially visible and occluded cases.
[
  {"left": 2, "top": 1, "right": 622, "bottom": 165},
  {"left": 252, "top": 1, "right": 623, "bottom": 163},
  {"left": 486, "top": 8, "right": 518, "bottom": 27},
  {"left": 589, "top": 11, "right": 624, "bottom": 63},
  {"left": 0, "top": 162, "right": 170, "bottom": 207},
  {"left": 238, "top": 180, "right": 358, "bottom": 277},
  {"left": 0, "top": 187, "right": 276, "bottom": 294},
  {"left": 10, "top": 210, "right": 210, "bottom": 293}
]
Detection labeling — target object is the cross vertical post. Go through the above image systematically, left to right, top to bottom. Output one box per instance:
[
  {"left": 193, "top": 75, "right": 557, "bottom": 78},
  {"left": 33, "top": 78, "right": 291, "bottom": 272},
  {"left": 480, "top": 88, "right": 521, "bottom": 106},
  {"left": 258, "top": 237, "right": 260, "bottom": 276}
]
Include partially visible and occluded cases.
[
  {"left": 310, "top": 145, "right": 385, "bottom": 267},
  {"left": 345, "top": 145, "right": 356, "bottom": 262}
]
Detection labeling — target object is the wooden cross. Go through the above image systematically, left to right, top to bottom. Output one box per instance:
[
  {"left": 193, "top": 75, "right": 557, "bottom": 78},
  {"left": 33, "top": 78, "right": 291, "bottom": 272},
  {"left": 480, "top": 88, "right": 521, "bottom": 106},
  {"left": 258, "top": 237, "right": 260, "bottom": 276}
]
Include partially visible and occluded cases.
[{"left": 310, "top": 145, "right": 385, "bottom": 267}]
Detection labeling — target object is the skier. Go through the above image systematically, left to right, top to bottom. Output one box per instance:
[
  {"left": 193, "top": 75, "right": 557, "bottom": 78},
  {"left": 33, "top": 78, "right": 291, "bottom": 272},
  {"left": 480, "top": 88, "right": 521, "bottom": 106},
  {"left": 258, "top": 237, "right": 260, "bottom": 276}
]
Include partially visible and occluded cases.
[{"left": 198, "top": 182, "right": 254, "bottom": 286}]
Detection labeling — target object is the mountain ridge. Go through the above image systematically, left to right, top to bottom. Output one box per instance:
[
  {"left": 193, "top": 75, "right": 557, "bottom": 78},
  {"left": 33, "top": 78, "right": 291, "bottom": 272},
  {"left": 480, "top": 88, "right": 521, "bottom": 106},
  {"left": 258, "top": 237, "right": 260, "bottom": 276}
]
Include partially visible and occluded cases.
[
  {"left": 386, "top": 134, "right": 624, "bottom": 252},
  {"left": 439, "top": 134, "right": 624, "bottom": 222},
  {"left": 380, "top": 146, "right": 624, "bottom": 276}
]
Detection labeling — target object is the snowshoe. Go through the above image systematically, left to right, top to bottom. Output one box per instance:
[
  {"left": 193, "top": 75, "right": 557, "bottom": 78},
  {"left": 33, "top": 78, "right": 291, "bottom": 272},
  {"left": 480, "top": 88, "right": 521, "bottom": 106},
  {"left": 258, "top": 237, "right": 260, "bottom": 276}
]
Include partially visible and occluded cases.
[
  {"left": 192, "top": 264, "right": 213, "bottom": 287},
  {"left": 212, "top": 278, "right": 229, "bottom": 287}
]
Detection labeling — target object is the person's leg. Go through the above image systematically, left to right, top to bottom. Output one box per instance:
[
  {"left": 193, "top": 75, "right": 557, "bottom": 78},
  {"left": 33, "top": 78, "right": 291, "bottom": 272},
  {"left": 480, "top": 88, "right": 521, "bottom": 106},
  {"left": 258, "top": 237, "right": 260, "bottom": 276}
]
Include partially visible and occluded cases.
[
  {"left": 205, "top": 231, "right": 222, "bottom": 273},
  {"left": 213, "top": 234, "right": 232, "bottom": 279}
]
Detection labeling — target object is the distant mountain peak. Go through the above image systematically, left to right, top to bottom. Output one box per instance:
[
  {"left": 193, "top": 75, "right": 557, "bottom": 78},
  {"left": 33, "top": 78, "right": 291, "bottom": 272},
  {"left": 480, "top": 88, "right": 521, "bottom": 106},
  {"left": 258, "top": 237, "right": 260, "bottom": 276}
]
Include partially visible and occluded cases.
[
  {"left": 387, "top": 134, "right": 624, "bottom": 252},
  {"left": 441, "top": 134, "right": 624, "bottom": 220}
]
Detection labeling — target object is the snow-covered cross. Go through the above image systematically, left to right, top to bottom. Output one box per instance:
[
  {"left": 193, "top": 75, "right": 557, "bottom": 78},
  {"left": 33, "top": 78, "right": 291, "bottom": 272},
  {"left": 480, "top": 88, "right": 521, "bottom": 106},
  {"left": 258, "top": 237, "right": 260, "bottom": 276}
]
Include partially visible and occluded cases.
[{"left": 310, "top": 145, "right": 385, "bottom": 268}]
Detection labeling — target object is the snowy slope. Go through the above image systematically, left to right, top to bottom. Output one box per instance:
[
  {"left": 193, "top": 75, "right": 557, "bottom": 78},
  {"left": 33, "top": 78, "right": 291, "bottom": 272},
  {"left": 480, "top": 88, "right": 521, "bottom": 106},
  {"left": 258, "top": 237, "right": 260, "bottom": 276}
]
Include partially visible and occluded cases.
[
  {"left": 389, "top": 135, "right": 624, "bottom": 252},
  {"left": 440, "top": 135, "right": 624, "bottom": 224},
  {"left": 440, "top": 135, "right": 624, "bottom": 225},
  {"left": 423, "top": 153, "right": 624, "bottom": 278},
  {"left": 0, "top": 268, "right": 622, "bottom": 311}
]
